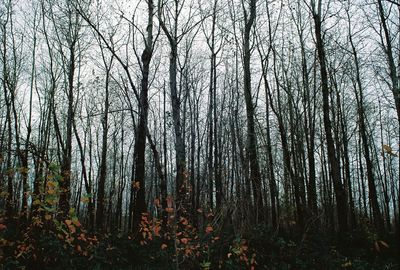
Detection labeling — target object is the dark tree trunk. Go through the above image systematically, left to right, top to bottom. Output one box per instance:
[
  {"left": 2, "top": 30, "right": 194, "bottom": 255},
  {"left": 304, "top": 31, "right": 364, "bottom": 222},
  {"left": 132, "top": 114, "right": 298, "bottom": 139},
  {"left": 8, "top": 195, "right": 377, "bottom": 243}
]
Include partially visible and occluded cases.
[
  {"left": 132, "top": 0, "right": 154, "bottom": 233},
  {"left": 158, "top": 0, "right": 187, "bottom": 212},
  {"left": 243, "top": 0, "right": 263, "bottom": 221},
  {"left": 313, "top": 10, "right": 348, "bottom": 233},
  {"left": 349, "top": 32, "right": 384, "bottom": 234},
  {"left": 96, "top": 53, "right": 112, "bottom": 231}
]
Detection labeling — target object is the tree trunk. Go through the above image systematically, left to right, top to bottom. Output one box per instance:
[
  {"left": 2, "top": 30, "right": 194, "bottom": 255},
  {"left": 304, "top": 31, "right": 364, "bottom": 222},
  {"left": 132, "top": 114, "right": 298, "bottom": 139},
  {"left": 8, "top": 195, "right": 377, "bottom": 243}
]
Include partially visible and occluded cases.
[
  {"left": 243, "top": 0, "right": 263, "bottom": 221},
  {"left": 313, "top": 8, "right": 348, "bottom": 233}
]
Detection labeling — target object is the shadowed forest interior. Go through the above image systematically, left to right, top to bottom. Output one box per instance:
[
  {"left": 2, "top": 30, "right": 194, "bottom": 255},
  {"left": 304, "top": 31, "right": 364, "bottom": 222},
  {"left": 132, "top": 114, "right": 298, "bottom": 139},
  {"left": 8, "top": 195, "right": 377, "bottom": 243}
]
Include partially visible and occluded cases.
[{"left": 0, "top": 0, "right": 399, "bottom": 269}]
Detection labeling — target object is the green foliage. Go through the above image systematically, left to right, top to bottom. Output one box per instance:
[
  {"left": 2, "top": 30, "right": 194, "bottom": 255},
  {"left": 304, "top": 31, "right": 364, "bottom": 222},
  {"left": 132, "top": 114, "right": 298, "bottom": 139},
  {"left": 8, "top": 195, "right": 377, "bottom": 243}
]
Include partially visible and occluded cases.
[
  {"left": 0, "top": 166, "right": 398, "bottom": 269},
  {"left": 1, "top": 213, "right": 399, "bottom": 269},
  {"left": 245, "top": 224, "right": 398, "bottom": 270}
]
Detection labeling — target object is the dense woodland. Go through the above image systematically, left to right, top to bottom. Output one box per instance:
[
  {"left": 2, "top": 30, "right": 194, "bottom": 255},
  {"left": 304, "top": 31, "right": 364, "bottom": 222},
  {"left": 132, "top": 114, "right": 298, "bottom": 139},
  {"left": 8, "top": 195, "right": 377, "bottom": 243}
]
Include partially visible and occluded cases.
[{"left": 0, "top": 0, "right": 399, "bottom": 269}]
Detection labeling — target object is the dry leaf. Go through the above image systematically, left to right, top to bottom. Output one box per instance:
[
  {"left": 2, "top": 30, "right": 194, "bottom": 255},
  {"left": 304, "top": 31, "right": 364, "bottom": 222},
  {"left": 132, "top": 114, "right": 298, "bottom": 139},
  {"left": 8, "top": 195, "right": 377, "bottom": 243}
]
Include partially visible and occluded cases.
[{"left": 205, "top": 225, "right": 213, "bottom": 234}]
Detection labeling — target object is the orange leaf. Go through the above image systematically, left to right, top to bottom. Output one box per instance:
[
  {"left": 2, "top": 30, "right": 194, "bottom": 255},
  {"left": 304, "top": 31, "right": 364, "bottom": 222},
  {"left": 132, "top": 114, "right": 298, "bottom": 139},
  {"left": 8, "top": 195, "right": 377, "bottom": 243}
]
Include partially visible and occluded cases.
[
  {"left": 133, "top": 181, "right": 140, "bottom": 190},
  {"left": 47, "top": 189, "right": 56, "bottom": 195},
  {"left": 165, "top": 207, "right": 174, "bottom": 213},
  {"left": 44, "top": 214, "right": 52, "bottom": 221},
  {"left": 180, "top": 217, "right": 188, "bottom": 225},
  {"left": 65, "top": 219, "right": 72, "bottom": 226},
  {"left": 72, "top": 219, "right": 81, "bottom": 227},
  {"left": 0, "top": 224, "right": 7, "bottom": 230},
  {"left": 69, "top": 225, "right": 76, "bottom": 234},
  {"left": 153, "top": 225, "right": 161, "bottom": 236},
  {"left": 205, "top": 225, "right": 213, "bottom": 234},
  {"left": 180, "top": 238, "right": 189, "bottom": 244},
  {"left": 184, "top": 248, "right": 192, "bottom": 256}
]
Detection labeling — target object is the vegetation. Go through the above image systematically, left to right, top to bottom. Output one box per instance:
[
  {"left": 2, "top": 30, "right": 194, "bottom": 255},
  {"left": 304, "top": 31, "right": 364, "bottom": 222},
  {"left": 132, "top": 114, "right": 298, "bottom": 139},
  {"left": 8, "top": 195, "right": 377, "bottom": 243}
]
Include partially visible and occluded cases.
[{"left": 1, "top": 0, "right": 400, "bottom": 269}]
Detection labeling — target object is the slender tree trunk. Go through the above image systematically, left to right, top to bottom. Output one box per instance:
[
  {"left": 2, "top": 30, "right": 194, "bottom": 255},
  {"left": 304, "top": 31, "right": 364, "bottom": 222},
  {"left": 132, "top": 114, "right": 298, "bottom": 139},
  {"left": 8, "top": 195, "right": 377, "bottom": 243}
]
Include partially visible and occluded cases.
[
  {"left": 132, "top": 0, "right": 154, "bottom": 232},
  {"left": 158, "top": 0, "right": 187, "bottom": 212},
  {"left": 243, "top": 0, "right": 263, "bottom": 221},
  {"left": 376, "top": 0, "right": 400, "bottom": 236},
  {"left": 313, "top": 5, "right": 348, "bottom": 233},
  {"left": 350, "top": 34, "right": 384, "bottom": 233},
  {"left": 96, "top": 55, "right": 111, "bottom": 231}
]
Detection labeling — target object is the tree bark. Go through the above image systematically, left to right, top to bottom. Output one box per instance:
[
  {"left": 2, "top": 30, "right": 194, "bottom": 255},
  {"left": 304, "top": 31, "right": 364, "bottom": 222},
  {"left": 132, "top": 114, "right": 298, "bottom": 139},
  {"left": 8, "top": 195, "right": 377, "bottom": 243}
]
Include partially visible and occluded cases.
[{"left": 312, "top": 5, "right": 348, "bottom": 233}]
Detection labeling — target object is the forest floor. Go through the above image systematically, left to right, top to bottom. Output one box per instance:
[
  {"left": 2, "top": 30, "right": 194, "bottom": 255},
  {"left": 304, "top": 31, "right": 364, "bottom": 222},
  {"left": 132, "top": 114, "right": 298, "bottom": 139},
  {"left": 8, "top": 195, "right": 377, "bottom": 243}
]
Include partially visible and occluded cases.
[{"left": 0, "top": 214, "right": 399, "bottom": 270}]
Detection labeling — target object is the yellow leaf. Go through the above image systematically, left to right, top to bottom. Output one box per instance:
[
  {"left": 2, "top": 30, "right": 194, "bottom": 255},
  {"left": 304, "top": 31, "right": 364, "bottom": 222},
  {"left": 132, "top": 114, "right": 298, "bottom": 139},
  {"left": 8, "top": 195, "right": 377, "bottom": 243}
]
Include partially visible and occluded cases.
[
  {"left": 383, "top": 144, "right": 392, "bottom": 153},
  {"left": 47, "top": 181, "right": 56, "bottom": 188},
  {"left": 33, "top": 199, "right": 41, "bottom": 206},
  {"left": 44, "top": 214, "right": 52, "bottom": 221},
  {"left": 65, "top": 219, "right": 72, "bottom": 226},
  {"left": 161, "top": 243, "right": 168, "bottom": 250}
]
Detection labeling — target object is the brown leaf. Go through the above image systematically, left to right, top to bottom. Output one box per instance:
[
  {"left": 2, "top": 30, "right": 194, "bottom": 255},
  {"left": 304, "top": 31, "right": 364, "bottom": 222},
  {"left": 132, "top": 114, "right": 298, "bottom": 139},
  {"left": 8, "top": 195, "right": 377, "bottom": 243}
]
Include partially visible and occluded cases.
[
  {"left": 383, "top": 144, "right": 393, "bottom": 153},
  {"left": 133, "top": 181, "right": 140, "bottom": 190},
  {"left": 166, "top": 196, "right": 173, "bottom": 208},
  {"left": 154, "top": 198, "right": 160, "bottom": 207},
  {"left": 205, "top": 225, "right": 213, "bottom": 234},
  {"left": 379, "top": 240, "right": 389, "bottom": 248},
  {"left": 374, "top": 241, "right": 380, "bottom": 252}
]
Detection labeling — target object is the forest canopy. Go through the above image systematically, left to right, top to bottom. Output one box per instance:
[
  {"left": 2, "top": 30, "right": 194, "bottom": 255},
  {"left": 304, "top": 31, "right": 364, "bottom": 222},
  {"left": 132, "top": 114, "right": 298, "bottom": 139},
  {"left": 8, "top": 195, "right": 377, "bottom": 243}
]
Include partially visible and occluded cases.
[{"left": 0, "top": 0, "right": 399, "bottom": 269}]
